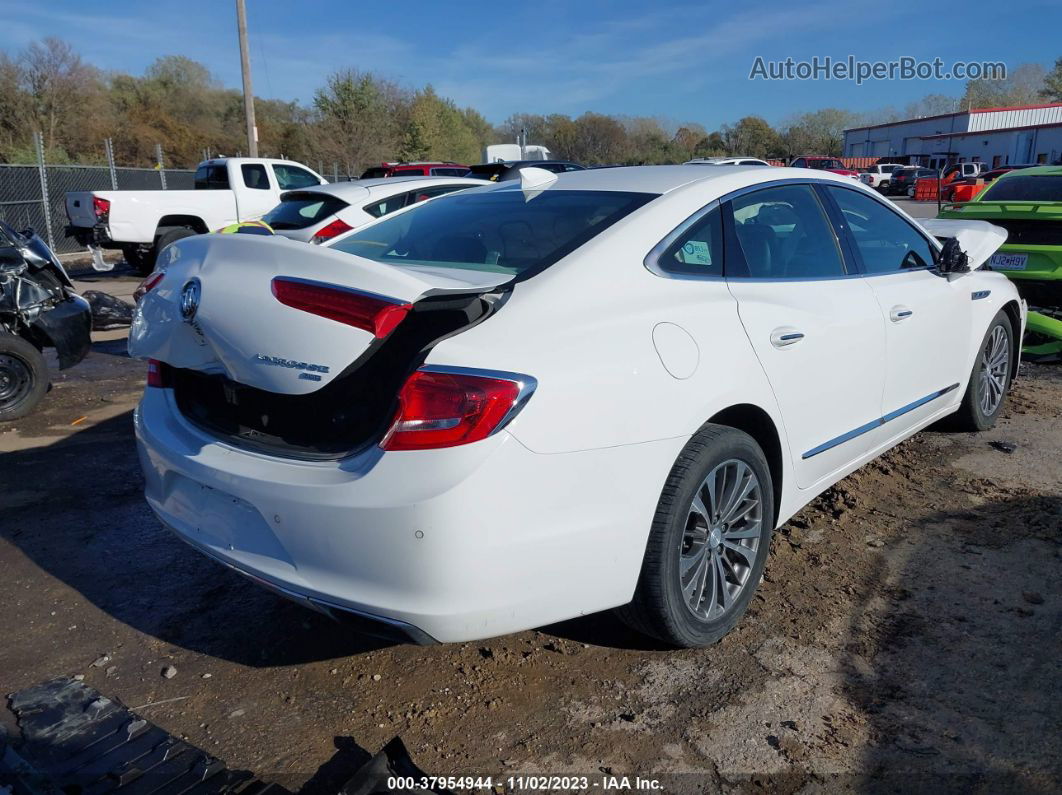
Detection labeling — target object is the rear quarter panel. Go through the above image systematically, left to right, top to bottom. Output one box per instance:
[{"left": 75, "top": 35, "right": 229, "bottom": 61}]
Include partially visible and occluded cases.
[{"left": 426, "top": 179, "right": 793, "bottom": 491}]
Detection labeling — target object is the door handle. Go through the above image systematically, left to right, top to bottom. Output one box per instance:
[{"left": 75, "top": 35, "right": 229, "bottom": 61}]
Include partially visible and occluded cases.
[
  {"left": 889, "top": 306, "right": 914, "bottom": 322},
  {"left": 770, "top": 328, "right": 805, "bottom": 348}
]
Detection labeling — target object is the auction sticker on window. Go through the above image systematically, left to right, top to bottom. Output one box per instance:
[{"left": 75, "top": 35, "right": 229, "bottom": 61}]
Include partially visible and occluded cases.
[{"left": 989, "top": 253, "right": 1027, "bottom": 270}]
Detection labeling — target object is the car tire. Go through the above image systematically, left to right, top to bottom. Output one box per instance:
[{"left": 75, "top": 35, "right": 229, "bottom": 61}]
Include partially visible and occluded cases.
[
  {"left": 878, "top": 181, "right": 890, "bottom": 192},
  {"left": 906, "top": 185, "right": 915, "bottom": 197},
  {"left": 951, "top": 311, "right": 1014, "bottom": 431},
  {"left": 0, "top": 332, "right": 49, "bottom": 421},
  {"left": 617, "top": 424, "right": 774, "bottom": 648}
]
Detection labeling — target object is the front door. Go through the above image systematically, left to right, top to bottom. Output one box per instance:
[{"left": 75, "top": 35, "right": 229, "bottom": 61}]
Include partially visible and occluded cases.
[{"left": 824, "top": 185, "right": 970, "bottom": 433}]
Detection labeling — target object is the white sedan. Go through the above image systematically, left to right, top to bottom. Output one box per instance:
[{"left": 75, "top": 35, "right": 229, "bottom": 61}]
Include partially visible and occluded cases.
[
  {"left": 130, "top": 165, "right": 1024, "bottom": 647},
  {"left": 260, "top": 176, "right": 482, "bottom": 244}
]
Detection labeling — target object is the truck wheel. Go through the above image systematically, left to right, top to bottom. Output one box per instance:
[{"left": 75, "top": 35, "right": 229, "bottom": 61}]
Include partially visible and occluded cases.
[
  {"left": 878, "top": 180, "right": 890, "bottom": 192},
  {"left": 139, "top": 227, "right": 197, "bottom": 276},
  {"left": 122, "top": 245, "right": 151, "bottom": 275},
  {"left": 0, "top": 333, "right": 49, "bottom": 421}
]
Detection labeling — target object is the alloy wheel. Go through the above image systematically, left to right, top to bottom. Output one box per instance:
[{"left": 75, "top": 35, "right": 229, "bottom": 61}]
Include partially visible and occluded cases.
[
  {"left": 978, "top": 325, "right": 1009, "bottom": 416},
  {"left": 679, "top": 459, "right": 763, "bottom": 621}
]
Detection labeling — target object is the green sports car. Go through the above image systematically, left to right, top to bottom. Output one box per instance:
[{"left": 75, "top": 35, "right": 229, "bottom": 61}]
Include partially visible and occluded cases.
[{"left": 938, "top": 165, "right": 1062, "bottom": 359}]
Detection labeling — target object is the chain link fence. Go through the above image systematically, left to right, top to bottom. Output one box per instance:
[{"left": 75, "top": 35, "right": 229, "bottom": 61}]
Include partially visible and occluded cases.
[{"left": 0, "top": 133, "right": 195, "bottom": 256}]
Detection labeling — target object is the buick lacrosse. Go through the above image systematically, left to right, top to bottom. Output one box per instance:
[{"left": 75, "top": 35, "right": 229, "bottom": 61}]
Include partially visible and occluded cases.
[{"left": 131, "top": 165, "right": 1024, "bottom": 647}]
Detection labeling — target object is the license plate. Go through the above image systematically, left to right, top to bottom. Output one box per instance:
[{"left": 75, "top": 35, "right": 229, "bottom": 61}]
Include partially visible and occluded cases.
[{"left": 989, "top": 253, "right": 1027, "bottom": 270}]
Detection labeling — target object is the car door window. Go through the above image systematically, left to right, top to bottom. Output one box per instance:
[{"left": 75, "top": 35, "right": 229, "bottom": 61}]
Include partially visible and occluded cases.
[
  {"left": 241, "top": 164, "right": 270, "bottom": 190},
  {"left": 272, "top": 164, "right": 320, "bottom": 190},
  {"left": 726, "top": 184, "right": 846, "bottom": 279},
  {"left": 827, "top": 187, "right": 934, "bottom": 274},
  {"left": 652, "top": 204, "right": 723, "bottom": 277}
]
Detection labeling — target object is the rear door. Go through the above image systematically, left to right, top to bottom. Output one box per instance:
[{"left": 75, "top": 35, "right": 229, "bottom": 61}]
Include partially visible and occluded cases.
[
  {"left": 234, "top": 162, "right": 279, "bottom": 220},
  {"left": 724, "top": 183, "right": 887, "bottom": 489},
  {"left": 822, "top": 185, "right": 970, "bottom": 431}
]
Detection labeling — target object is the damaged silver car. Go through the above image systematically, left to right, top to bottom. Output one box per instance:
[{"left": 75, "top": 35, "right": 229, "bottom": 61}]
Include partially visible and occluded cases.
[{"left": 0, "top": 221, "right": 91, "bottom": 420}]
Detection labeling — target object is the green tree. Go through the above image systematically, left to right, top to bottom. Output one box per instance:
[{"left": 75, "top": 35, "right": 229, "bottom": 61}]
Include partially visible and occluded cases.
[{"left": 1040, "top": 56, "right": 1062, "bottom": 102}]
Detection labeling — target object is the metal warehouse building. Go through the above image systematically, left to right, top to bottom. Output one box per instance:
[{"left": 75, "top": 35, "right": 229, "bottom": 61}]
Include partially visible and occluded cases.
[{"left": 843, "top": 103, "right": 1062, "bottom": 169}]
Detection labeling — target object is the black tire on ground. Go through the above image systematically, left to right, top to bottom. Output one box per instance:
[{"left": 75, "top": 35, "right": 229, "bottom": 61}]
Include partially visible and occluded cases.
[
  {"left": 879, "top": 181, "right": 890, "bottom": 192},
  {"left": 122, "top": 245, "right": 151, "bottom": 275},
  {"left": 950, "top": 310, "right": 1015, "bottom": 432},
  {"left": 0, "top": 333, "right": 49, "bottom": 421},
  {"left": 617, "top": 424, "right": 775, "bottom": 648}
]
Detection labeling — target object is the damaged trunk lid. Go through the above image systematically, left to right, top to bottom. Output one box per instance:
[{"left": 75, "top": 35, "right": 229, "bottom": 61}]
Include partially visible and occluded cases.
[{"left": 130, "top": 234, "right": 512, "bottom": 457}]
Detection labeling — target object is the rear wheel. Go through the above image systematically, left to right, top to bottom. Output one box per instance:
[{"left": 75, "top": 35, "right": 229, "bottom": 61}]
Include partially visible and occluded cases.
[
  {"left": 878, "top": 180, "right": 890, "bottom": 192},
  {"left": 136, "top": 227, "right": 197, "bottom": 276},
  {"left": 951, "top": 311, "right": 1014, "bottom": 431},
  {"left": 0, "top": 333, "right": 48, "bottom": 421},
  {"left": 618, "top": 425, "right": 774, "bottom": 647}
]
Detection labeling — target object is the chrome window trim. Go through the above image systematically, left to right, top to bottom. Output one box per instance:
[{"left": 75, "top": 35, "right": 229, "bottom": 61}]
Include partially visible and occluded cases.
[
  {"left": 644, "top": 177, "right": 946, "bottom": 283},
  {"left": 417, "top": 364, "right": 538, "bottom": 435}
]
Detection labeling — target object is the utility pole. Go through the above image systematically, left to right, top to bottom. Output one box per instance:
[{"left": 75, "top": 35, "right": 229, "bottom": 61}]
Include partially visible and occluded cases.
[{"left": 236, "top": 0, "right": 258, "bottom": 157}]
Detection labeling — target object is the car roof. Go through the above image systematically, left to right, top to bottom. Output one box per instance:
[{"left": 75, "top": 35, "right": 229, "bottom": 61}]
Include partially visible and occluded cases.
[{"left": 480, "top": 164, "right": 858, "bottom": 195}]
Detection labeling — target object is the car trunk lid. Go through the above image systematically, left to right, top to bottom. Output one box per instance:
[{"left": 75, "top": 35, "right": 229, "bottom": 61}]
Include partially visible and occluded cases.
[{"left": 129, "top": 233, "right": 511, "bottom": 394}]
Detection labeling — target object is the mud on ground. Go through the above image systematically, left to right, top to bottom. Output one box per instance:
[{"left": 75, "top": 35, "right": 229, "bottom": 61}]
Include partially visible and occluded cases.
[{"left": 1, "top": 295, "right": 1059, "bottom": 793}]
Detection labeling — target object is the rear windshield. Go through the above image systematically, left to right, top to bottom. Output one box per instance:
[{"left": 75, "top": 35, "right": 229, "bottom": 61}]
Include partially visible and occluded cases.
[
  {"left": 808, "top": 159, "right": 845, "bottom": 170},
  {"left": 467, "top": 164, "right": 508, "bottom": 181},
  {"left": 981, "top": 175, "right": 1062, "bottom": 202},
  {"left": 330, "top": 188, "right": 655, "bottom": 279},
  {"left": 262, "top": 192, "right": 348, "bottom": 230}
]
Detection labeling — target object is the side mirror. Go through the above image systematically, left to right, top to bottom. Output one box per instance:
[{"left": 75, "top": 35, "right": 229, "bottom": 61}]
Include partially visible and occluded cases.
[{"left": 938, "top": 237, "right": 970, "bottom": 274}]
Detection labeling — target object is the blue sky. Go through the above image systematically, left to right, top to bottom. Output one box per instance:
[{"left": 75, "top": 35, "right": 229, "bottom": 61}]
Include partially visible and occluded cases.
[{"left": 1, "top": 0, "right": 1059, "bottom": 128}]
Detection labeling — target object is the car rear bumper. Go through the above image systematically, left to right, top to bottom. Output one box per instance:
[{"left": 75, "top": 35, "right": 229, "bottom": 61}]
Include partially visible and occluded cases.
[{"left": 135, "top": 387, "right": 683, "bottom": 642}]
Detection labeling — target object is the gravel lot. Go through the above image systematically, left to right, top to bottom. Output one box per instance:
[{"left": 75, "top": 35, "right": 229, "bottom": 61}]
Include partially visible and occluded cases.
[{"left": 1, "top": 263, "right": 1059, "bottom": 793}]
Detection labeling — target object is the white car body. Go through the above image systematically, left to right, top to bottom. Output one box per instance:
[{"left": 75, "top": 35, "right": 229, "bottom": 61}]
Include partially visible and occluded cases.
[
  {"left": 65, "top": 157, "right": 326, "bottom": 246},
  {"left": 686, "top": 157, "right": 772, "bottom": 167},
  {"left": 858, "top": 163, "right": 905, "bottom": 190},
  {"left": 130, "top": 165, "right": 1024, "bottom": 644},
  {"left": 262, "top": 177, "right": 483, "bottom": 244}
]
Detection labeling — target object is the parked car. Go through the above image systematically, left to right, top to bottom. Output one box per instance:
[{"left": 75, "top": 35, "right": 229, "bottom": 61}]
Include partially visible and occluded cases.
[
  {"left": 789, "top": 156, "right": 859, "bottom": 179},
  {"left": 65, "top": 157, "right": 326, "bottom": 275},
  {"left": 685, "top": 157, "right": 772, "bottom": 166},
  {"left": 467, "top": 161, "right": 586, "bottom": 181},
  {"left": 385, "top": 162, "right": 470, "bottom": 178},
  {"left": 940, "top": 162, "right": 987, "bottom": 184},
  {"left": 858, "top": 163, "right": 904, "bottom": 191},
  {"left": 131, "top": 165, "right": 1021, "bottom": 647},
  {"left": 938, "top": 165, "right": 1062, "bottom": 359},
  {"left": 941, "top": 165, "right": 1036, "bottom": 202},
  {"left": 888, "top": 167, "right": 938, "bottom": 196},
  {"left": 261, "top": 177, "right": 482, "bottom": 244},
  {"left": 0, "top": 220, "right": 91, "bottom": 420}
]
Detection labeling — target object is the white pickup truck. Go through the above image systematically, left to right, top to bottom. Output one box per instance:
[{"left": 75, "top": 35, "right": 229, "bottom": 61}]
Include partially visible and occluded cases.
[
  {"left": 65, "top": 157, "right": 326, "bottom": 274},
  {"left": 857, "top": 163, "right": 905, "bottom": 191}
]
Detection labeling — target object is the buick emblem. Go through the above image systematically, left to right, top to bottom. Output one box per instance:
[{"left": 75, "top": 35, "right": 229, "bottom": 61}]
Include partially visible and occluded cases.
[{"left": 179, "top": 279, "right": 201, "bottom": 322}]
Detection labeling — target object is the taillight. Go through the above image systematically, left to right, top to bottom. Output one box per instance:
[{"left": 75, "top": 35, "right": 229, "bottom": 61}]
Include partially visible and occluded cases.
[
  {"left": 92, "top": 196, "right": 110, "bottom": 221},
  {"left": 310, "top": 218, "right": 353, "bottom": 244},
  {"left": 133, "top": 270, "right": 164, "bottom": 303},
  {"left": 271, "top": 277, "right": 411, "bottom": 338},
  {"left": 146, "top": 359, "right": 170, "bottom": 388},
  {"left": 381, "top": 367, "right": 536, "bottom": 451}
]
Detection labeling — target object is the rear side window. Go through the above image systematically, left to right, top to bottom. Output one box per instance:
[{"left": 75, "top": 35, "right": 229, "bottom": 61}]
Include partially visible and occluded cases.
[
  {"left": 241, "top": 164, "right": 270, "bottom": 190},
  {"left": 273, "top": 164, "right": 320, "bottom": 190},
  {"left": 194, "top": 165, "right": 230, "bottom": 190},
  {"left": 430, "top": 167, "right": 468, "bottom": 177},
  {"left": 390, "top": 168, "right": 426, "bottom": 177},
  {"left": 981, "top": 174, "right": 1062, "bottom": 202},
  {"left": 727, "top": 184, "right": 846, "bottom": 279},
  {"left": 826, "top": 187, "right": 934, "bottom": 273},
  {"left": 333, "top": 189, "right": 655, "bottom": 279},
  {"left": 364, "top": 192, "right": 411, "bottom": 219},
  {"left": 261, "top": 193, "right": 348, "bottom": 230},
  {"left": 654, "top": 205, "right": 723, "bottom": 276}
]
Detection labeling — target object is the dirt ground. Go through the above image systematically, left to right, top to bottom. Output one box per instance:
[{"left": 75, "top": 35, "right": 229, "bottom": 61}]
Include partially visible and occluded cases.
[{"left": 1, "top": 269, "right": 1059, "bottom": 793}]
